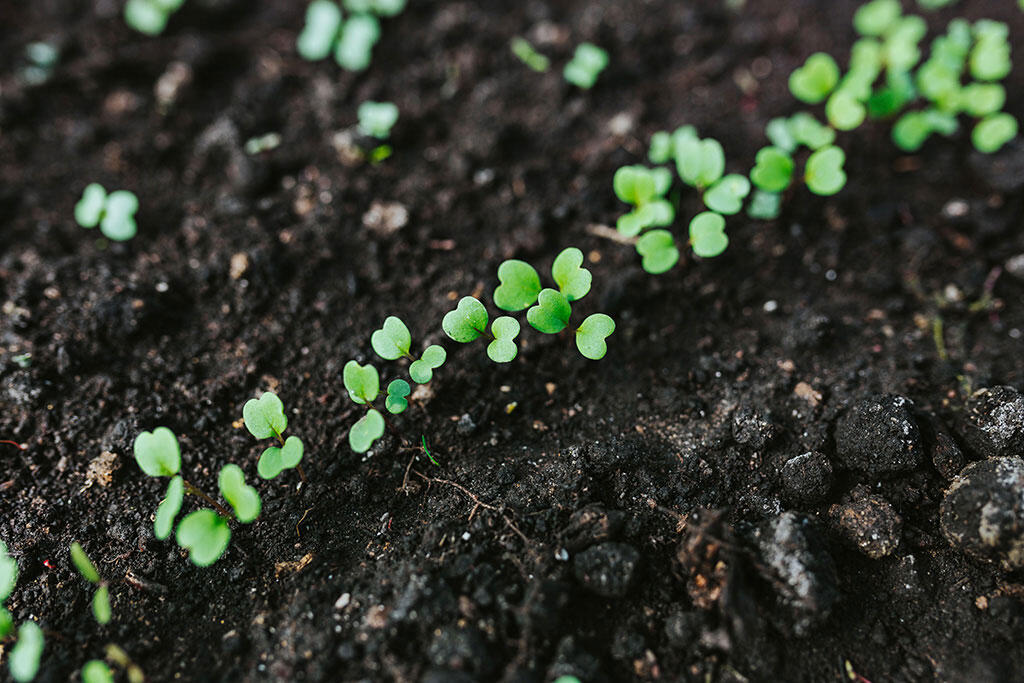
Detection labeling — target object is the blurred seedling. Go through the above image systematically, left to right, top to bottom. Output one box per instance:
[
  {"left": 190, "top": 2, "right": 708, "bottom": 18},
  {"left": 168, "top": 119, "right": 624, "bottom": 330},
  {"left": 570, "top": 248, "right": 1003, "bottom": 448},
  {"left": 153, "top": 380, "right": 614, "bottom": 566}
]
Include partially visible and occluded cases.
[
  {"left": 124, "top": 0, "right": 185, "bottom": 36},
  {"left": 297, "top": 0, "right": 403, "bottom": 70},
  {"left": 511, "top": 37, "right": 550, "bottom": 72},
  {"left": 21, "top": 42, "right": 59, "bottom": 86},
  {"left": 563, "top": 43, "right": 608, "bottom": 89},
  {"left": 357, "top": 100, "right": 399, "bottom": 139},
  {"left": 613, "top": 165, "right": 675, "bottom": 237},
  {"left": 74, "top": 184, "right": 138, "bottom": 242},
  {"left": 344, "top": 361, "right": 387, "bottom": 453},
  {"left": 243, "top": 392, "right": 306, "bottom": 481},
  {"left": 1, "top": 541, "right": 44, "bottom": 683},
  {"left": 69, "top": 543, "right": 111, "bottom": 625},
  {"left": 82, "top": 645, "right": 144, "bottom": 683}
]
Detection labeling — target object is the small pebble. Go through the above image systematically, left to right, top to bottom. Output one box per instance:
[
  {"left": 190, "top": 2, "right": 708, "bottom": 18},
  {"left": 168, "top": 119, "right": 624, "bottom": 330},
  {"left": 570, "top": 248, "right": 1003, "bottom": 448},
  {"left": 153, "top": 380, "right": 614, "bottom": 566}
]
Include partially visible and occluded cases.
[{"left": 941, "top": 457, "right": 1024, "bottom": 570}]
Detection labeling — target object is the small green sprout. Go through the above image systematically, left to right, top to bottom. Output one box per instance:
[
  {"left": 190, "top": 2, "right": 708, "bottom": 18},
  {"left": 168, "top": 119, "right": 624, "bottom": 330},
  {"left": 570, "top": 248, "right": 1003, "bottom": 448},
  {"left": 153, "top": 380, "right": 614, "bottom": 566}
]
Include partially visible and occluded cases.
[
  {"left": 124, "top": 0, "right": 184, "bottom": 36},
  {"left": 297, "top": 0, "right": 343, "bottom": 60},
  {"left": 853, "top": 0, "right": 901, "bottom": 37},
  {"left": 296, "top": 1, "right": 394, "bottom": 71},
  {"left": 335, "top": 14, "right": 381, "bottom": 71},
  {"left": 885, "top": 16, "right": 927, "bottom": 73},
  {"left": 969, "top": 20, "right": 1011, "bottom": 82},
  {"left": 511, "top": 37, "right": 550, "bottom": 72},
  {"left": 563, "top": 43, "right": 608, "bottom": 89},
  {"left": 788, "top": 53, "right": 840, "bottom": 104},
  {"left": 959, "top": 83, "right": 1005, "bottom": 118},
  {"left": 825, "top": 90, "right": 866, "bottom": 130},
  {"left": 357, "top": 101, "right": 399, "bottom": 139},
  {"left": 891, "top": 109, "right": 957, "bottom": 151},
  {"left": 785, "top": 112, "right": 836, "bottom": 150},
  {"left": 972, "top": 113, "right": 1018, "bottom": 154},
  {"left": 648, "top": 131, "right": 673, "bottom": 164},
  {"left": 244, "top": 132, "right": 282, "bottom": 155},
  {"left": 675, "top": 135, "right": 725, "bottom": 190},
  {"left": 804, "top": 145, "right": 847, "bottom": 195},
  {"left": 750, "top": 147, "right": 795, "bottom": 193},
  {"left": 612, "top": 165, "right": 674, "bottom": 237},
  {"left": 702, "top": 174, "right": 751, "bottom": 215},
  {"left": 74, "top": 184, "right": 138, "bottom": 242},
  {"left": 747, "top": 190, "right": 782, "bottom": 220},
  {"left": 689, "top": 212, "right": 728, "bottom": 259},
  {"left": 635, "top": 229, "right": 679, "bottom": 274},
  {"left": 551, "top": 247, "right": 592, "bottom": 302},
  {"left": 494, "top": 261, "right": 542, "bottom": 311},
  {"left": 527, "top": 289, "right": 571, "bottom": 334},
  {"left": 442, "top": 297, "right": 489, "bottom": 342},
  {"left": 575, "top": 314, "right": 616, "bottom": 360},
  {"left": 371, "top": 316, "right": 413, "bottom": 359},
  {"left": 487, "top": 317, "right": 520, "bottom": 363},
  {"left": 409, "top": 345, "right": 446, "bottom": 384},
  {"left": 344, "top": 361, "right": 380, "bottom": 403},
  {"left": 385, "top": 379, "right": 411, "bottom": 414},
  {"left": 244, "top": 391, "right": 306, "bottom": 480},
  {"left": 349, "top": 409, "right": 385, "bottom": 453},
  {"left": 133, "top": 427, "right": 181, "bottom": 477},
  {"left": 421, "top": 436, "right": 439, "bottom": 466},
  {"left": 218, "top": 465, "right": 261, "bottom": 523},
  {"left": 154, "top": 476, "right": 184, "bottom": 540},
  {"left": 175, "top": 510, "right": 231, "bottom": 567},
  {"left": 70, "top": 543, "right": 111, "bottom": 625},
  {"left": 9, "top": 621, "right": 43, "bottom": 683},
  {"left": 82, "top": 661, "right": 114, "bottom": 683}
]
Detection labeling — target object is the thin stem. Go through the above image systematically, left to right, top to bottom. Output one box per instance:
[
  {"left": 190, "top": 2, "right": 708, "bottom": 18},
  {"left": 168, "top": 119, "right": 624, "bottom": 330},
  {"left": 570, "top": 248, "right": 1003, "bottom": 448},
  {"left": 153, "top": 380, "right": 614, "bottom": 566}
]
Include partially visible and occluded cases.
[{"left": 181, "top": 478, "right": 231, "bottom": 517}]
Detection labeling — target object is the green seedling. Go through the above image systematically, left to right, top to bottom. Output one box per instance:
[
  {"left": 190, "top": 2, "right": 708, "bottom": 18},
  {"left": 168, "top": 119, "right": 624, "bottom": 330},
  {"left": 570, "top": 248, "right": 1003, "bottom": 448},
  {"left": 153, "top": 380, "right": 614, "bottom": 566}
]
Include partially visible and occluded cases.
[
  {"left": 124, "top": 0, "right": 184, "bottom": 36},
  {"left": 297, "top": 0, "right": 344, "bottom": 60},
  {"left": 854, "top": 0, "right": 901, "bottom": 37},
  {"left": 296, "top": 1, "right": 393, "bottom": 71},
  {"left": 335, "top": 14, "right": 381, "bottom": 70},
  {"left": 970, "top": 20, "right": 1010, "bottom": 82},
  {"left": 511, "top": 37, "right": 550, "bottom": 72},
  {"left": 22, "top": 42, "right": 59, "bottom": 86},
  {"left": 563, "top": 43, "right": 608, "bottom": 89},
  {"left": 789, "top": 53, "right": 840, "bottom": 104},
  {"left": 959, "top": 83, "right": 1005, "bottom": 118},
  {"left": 825, "top": 90, "right": 867, "bottom": 130},
  {"left": 358, "top": 101, "right": 398, "bottom": 139},
  {"left": 891, "top": 109, "right": 957, "bottom": 151},
  {"left": 786, "top": 112, "right": 836, "bottom": 150},
  {"left": 972, "top": 113, "right": 1018, "bottom": 154},
  {"left": 648, "top": 131, "right": 673, "bottom": 164},
  {"left": 244, "top": 132, "right": 282, "bottom": 155},
  {"left": 675, "top": 135, "right": 725, "bottom": 190},
  {"left": 804, "top": 145, "right": 847, "bottom": 195},
  {"left": 750, "top": 147, "right": 795, "bottom": 193},
  {"left": 613, "top": 165, "right": 674, "bottom": 237},
  {"left": 702, "top": 174, "right": 751, "bottom": 215},
  {"left": 74, "top": 184, "right": 139, "bottom": 242},
  {"left": 747, "top": 190, "right": 782, "bottom": 220},
  {"left": 689, "top": 212, "right": 728, "bottom": 258},
  {"left": 635, "top": 229, "right": 679, "bottom": 274},
  {"left": 551, "top": 247, "right": 592, "bottom": 302},
  {"left": 494, "top": 261, "right": 542, "bottom": 311},
  {"left": 527, "top": 289, "right": 571, "bottom": 334},
  {"left": 442, "top": 296, "right": 489, "bottom": 342},
  {"left": 575, "top": 314, "right": 616, "bottom": 360},
  {"left": 371, "top": 316, "right": 447, "bottom": 383},
  {"left": 487, "top": 317, "right": 520, "bottom": 363},
  {"left": 409, "top": 345, "right": 446, "bottom": 384},
  {"left": 344, "top": 361, "right": 388, "bottom": 452},
  {"left": 385, "top": 379, "right": 411, "bottom": 413},
  {"left": 243, "top": 391, "right": 306, "bottom": 481},
  {"left": 349, "top": 409, "right": 385, "bottom": 453},
  {"left": 133, "top": 426, "right": 181, "bottom": 477},
  {"left": 421, "top": 436, "right": 439, "bottom": 466},
  {"left": 218, "top": 465, "right": 261, "bottom": 523},
  {"left": 154, "top": 476, "right": 184, "bottom": 541},
  {"left": 175, "top": 510, "right": 230, "bottom": 567},
  {"left": 70, "top": 543, "right": 111, "bottom": 625},
  {"left": 9, "top": 622, "right": 43, "bottom": 683},
  {"left": 82, "top": 661, "right": 114, "bottom": 683}
]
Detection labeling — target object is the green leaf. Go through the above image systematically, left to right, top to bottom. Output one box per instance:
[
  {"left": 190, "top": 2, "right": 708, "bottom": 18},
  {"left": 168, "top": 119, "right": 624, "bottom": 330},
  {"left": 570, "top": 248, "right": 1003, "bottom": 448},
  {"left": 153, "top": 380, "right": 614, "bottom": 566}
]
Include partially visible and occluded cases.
[
  {"left": 124, "top": 0, "right": 169, "bottom": 36},
  {"left": 296, "top": 0, "right": 343, "bottom": 61},
  {"left": 853, "top": 0, "right": 901, "bottom": 37},
  {"left": 334, "top": 13, "right": 381, "bottom": 71},
  {"left": 884, "top": 16, "right": 926, "bottom": 72},
  {"left": 969, "top": 33, "right": 1011, "bottom": 82},
  {"left": 511, "top": 37, "right": 550, "bottom": 72},
  {"left": 563, "top": 42, "right": 608, "bottom": 89},
  {"left": 788, "top": 53, "right": 840, "bottom": 104},
  {"left": 959, "top": 83, "right": 1005, "bottom": 118},
  {"left": 825, "top": 90, "right": 866, "bottom": 131},
  {"left": 357, "top": 101, "right": 399, "bottom": 140},
  {"left": 891, "top": 111, "right": 932, "bottom": 151},
  {"left": 787, "top": 112, "right": 835, "bottom": 150},
  {"left": 972, "top": 113, "right": 1018, "bottom": 154},
  {"left": 765, "top": 118, "right": 797, "bottom": 154},
  {"left": 648, "top": 131, "right": 673, "bottom": 164},
  {"left": 676, "top": 137, "right": 725, "bottom": 189},
  {"left": 804, "top": 145, "right": 847, "bottom": 196},
  {"left": 750, "top": 147, "right": 795, "bottom": 193},
  {"left": 613, "top": 166, "right": 652, "bottom": 205},
  {"left": 702, "top": 174, "right": 751, "bottom": 215},
  {"left": 75, "top": 183, "right": 106, "bottom": 228},
  {"left": 99, "top": 190, "right": 138, "bottom": 242},
  {"left": 747, "top": 190, "right": 782, "bottom": 220},
  {"left": 616, "top": 200, "right": 674, "bottom": 237},
  {"left": 689, "top": 212, "right": 729, "bottom": 258},
  {"left": 635, "top": 229, "right": 679, "bottom": 274},
  {"left": 551, "top": 247, "right": 592, "bottom": 302},
  {"left": 493, "top": 260, "right": 541, "bottom": 311},
  {"left": 526, "top": 289, "right": 571, "bottom": 334},
  {"left": 442, "top": 297, "right": 488, "bottom": 342},
  {"left": 575, "top": 314, "right": 615, "bottom": 360},
  {"left": 370, "top": 316, "right": 412, "bottom": 360},
  {"left": 487, "top": 316, "right": 519, "bottom": 363},
  {"left": 409, "top": 345, "right": 446, "bottom": 384},
  {"left": 343, "top": 360, "right": 380, "bottom": 404},
  {"left": 385, "top": 379, "right": 411, "bottom": 414},
  {"left": 243, "top": 392, "right": 288, "bottom": 439},
  {"left": 349, "top": 409, "right": 385, "bottom": 453},
  {"left": 133, "top": 427, "right": 181, "bottom": 477},
  {"left": 257, "top": 436, "right": 305, "bottom": 480},
  {"left": 218, "top": 464, "right": 261, "bottom": 523},
  {"left": 154, "top": 475, "right": 184, "bottom": 540},
  {"left": 176, "top": 510, "right": 231, "bottom": 567},
  {"left": 70, "top": 542, "right": 100, "bottom": 584},
  {"left": 0, "top": 545, "right": 17, "bottom": 602},
  {"left": 92, "top": 584, "right": 111, "bottom": 625},
  {"left": 0, "top": 608, "right": 11, "bottom": 639},
  {"left": 9, "top": 621, "right": 44, "bottom": 683},
  {"left": 82, "top": 660, "right": 114, "bottom": 683}
]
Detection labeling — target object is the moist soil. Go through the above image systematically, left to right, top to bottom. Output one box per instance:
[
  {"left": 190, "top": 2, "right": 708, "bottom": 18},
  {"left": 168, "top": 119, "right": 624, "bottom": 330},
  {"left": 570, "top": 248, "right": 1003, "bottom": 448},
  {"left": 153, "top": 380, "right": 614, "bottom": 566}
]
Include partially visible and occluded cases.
[{"left": 2, "top": 0, "right": 1024, "bottom": 681}]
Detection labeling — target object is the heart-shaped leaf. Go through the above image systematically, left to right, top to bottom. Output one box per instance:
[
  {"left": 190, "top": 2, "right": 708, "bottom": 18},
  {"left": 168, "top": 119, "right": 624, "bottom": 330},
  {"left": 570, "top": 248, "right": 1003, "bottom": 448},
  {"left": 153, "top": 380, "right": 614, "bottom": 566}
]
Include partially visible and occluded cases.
[
  {"left": 296, "top": 0, "right": 343, "bottom": 61},
  {"left": 853, "top": 0, "right": 901, "bottom": 37},
  {"left": 334, "top": 13, "right": 381, "bottom": 71},
  {"left": 563, "top": 42, "right": 608, "bottom": 89},
  {"left": 788, "top": 53, "right": 840, "bottom": 104},
  {"left": 825, "top": 91, "right": 866, "bottom": 131},
  {"left": 357, "top": 100, "right": 399, "bottom": 140},
  {"left": 787, "top": 112, "right": 835, "bottom": 150},
  {"left": 972, "top": 112, "right": 1018, "bottom": 154},
  {"left": 765, "top": 118, "right": 797, "bottom": 154},
  {"left": 648, "top": 131, "right": 672, "bottom": 164},
  {"left": 676, "top": 137, "right": 725, "bottom": 189},
  {"left": 804, "top": 145, "right": 847, "bottom": 196},
  {"left": 750, "top": 146, "right": 795, "bottom": 193},
  {"left": 613, "top": 166, "right": 656, "bottom": 205},
  {"left": 702, "top": 174, "right": 751, "bottom": 215},
  {"left": 75, "top": 183, "right": 107, "bottom": 228},
  {"left": 99, "top": 190, "right": 138, "bottom": 241},
  {"left": 747, "top": 190, "right": 782, "bottom": 220},
  {"left": 617, "top": 198, "right": 675, "bottom": 237},
  {"left": 689, "top": 211, "right": 729, "bottom": 258},
  {"left": 635, "top": 229, "right": 679, "bottom": 274},
  {"left": 551, "top": 247, "right": 592, "bottom": 302},
  {"left": 493, "top": 260, "right": 541, "bottom": 311},
  {"left": 526, "top": 289, "right": 571, "bottom": 334},
  {"left": 442, "top": 296, "right": 488, "bottom": 342},
  {"left": 575, "top": 313, "right": 616, "bottom": 360},
  {"left": 371, "top": 316, "right": 412, "bottom": 360},
  {"left": 487, "top": 316, "right": 520, "bottom": 363},
  {"left": 409, "top": 344, "right": 446, "bottom": 384},
  {"left": 344, "top": 360, "right": 380, "bottom": 404},
  {"left": 385, "top": 379, "right": 411, "bottom": 414},
  {"left": 243, "top": 392, "right": 288, "bottom": 439},
  {"left": 349, "top": 409, "right": 385, "bottom": 453},
  {"left": 134, "top": 427, "right": 181, "bottom": 477},
  {"left": 257, "top": 436, "right": 304, "bottom": 480},
  {"left": 218, "top": 464, "right": 261, "bottom": 523},
  {"left": 154, "top": 475, "right": 184, "bottom": 540},
  {"left": 176, "top": 509, "right": 231, "bottom": 567},
  {"left": 70, "top": 542, "right": 100, "bottom": 584},
  {"left": 92, "top": 585, "right": 111, "bottom": 625},
  {"left": 9, "top": 621, "right": 43, "bottom": 683},
  {"left": 82, "top": 660, "right": 113, "bottom": 683}
]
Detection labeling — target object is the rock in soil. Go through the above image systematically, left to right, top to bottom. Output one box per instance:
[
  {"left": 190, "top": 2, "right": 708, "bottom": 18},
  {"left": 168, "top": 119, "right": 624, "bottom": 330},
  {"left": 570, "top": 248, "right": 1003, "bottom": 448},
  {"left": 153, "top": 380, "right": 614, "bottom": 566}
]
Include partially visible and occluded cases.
[
  {"left": 959, "top": 386, "right": 1024, "bottom": 459},
  {"left": 834, "top": 394, "right": 924, "bottom": 476},
  {"left": 780, "top": 451, "right": 834, "bottom": 506},
  {"left": 941, "top": 457, "right": 1024, "bottom": 570},
  {"left": 830, "top": 488, "right": 902, "bottom": 559},
  {"left": 560, "top": 503, "right": 626, "bottom": 552},
  {"left": 756, "top": 512, "right": 839, "bottom": 635},
  {"left": 573, "top": 542, "right": 640, "bottom": 598}
]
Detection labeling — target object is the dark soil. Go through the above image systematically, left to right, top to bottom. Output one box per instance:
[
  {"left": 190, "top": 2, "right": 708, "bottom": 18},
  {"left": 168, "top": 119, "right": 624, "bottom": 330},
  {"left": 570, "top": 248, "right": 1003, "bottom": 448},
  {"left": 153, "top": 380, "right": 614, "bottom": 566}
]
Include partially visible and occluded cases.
[{"left": 2, "top": 0, "right": 1024, "bottom": 681}]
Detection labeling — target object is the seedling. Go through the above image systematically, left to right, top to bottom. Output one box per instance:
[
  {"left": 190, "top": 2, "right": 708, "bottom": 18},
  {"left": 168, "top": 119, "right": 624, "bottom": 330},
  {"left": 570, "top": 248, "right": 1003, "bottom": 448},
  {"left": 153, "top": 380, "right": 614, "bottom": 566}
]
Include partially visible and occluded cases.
[
  {"left": 124, "top": 0, "right": 184, "bottom": 36},
  {"left": 296, "top": 0, "right": 401, "bottom": 71},
  {"left": 297, "top": 0, "right": 343, "bottom": 60},
  {"left": 335, "top": 14, "right": 381, "bottom": 70},
  {"left": 970, "top": 20, "right": 1011, "bottom": 82},
  {"left": 511, "top": 37, "right": 550, "bottom": 72},
  {"left": 563, "top": 43, "right": 608, "bottom": 89},
  {"left": 789, "top": 53, "right": 840, "bottom": 104},
  {"left": 357, "top": 101, "right": 399, "bottom": 139},
  {"left": 891, "top": 108, "right": 957, "bottom": 151},
  {"left": 972, "top": 113, "right": 1018, "bottom": 154},
  {"left": 675, "top": 133, "right": 725, "bottom": 190},
  {"left": 803, "top": 145, "right": 847, "bottom": 195},
  {"left": 750, "top": 146, "right": 795, "bottom": 193},
  {"left": 613, "top": 165, "right": 675, "bottom": 237},
  {"left": 703, "top": 174, "right": 751, "bottom": 215},
  {"left": 74, "top": 184, "right": 138, "bottom": 242},
  {"left": 747, "top": 190, "right": 782, "bottom": 220},
  {"left": 688, "top": 212, "right": 729, "bottom": 258},
  {"left": 635, "top": 230, "right": 679, "bottom": 274},
  {"left": 527, "top": 289, "right": 571, "bottom": 334},
  {"left": 575, "top": 314, "right": 616, "bottom": 360},
  {"left": 370, "top": 316, "right": 448, "bottom": 383},
  {"left": 488, "top": 317, "right": 520, "bottom": 363},
  {"left": 410, "top": 345, "right": 446, "bottom": 383},
  {"left": 344, "top": 361, "right": 387, "bottom": 452},
  {"left": 385, "top": 379, "right": 411, "bottom": 413},
  {"left": 243, "top": 392, "right": 306, "bottom": 481},
  {"left": 218, "top": 465, "right": 261, "bottom": 522},
  {"left": 176, "top": 510, "right": 231, "bottom": 567},
  {"left": 70, "top": 543, "right": 111, "bottom": 625},
  {"left": 8, "top": 622, "right": 43, "bottom": 683},
  {"left": 82, "top": 661, "right": 114, "bottom": 683}
]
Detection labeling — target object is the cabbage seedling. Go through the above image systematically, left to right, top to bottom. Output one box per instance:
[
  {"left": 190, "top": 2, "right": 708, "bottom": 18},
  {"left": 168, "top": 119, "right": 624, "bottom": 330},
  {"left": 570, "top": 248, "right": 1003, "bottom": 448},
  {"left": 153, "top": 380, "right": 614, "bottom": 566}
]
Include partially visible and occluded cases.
[
  {"left": 124, "top": 0, "right": 184, "bottom": 36},
  {"left": 297, "top": 0, "right": 343, "bottom": 60},
  {"left": 854, "top": 0, "right": 901, "bottom": 37},
  {"left": 296, "top": 1, "right": 392, "bottom": 71},
  {"left": 335, "top": 13, "right": 381, "bottom": 70},
  {"left": 970, "top": 20, "right": 1011, "bottom": 82},
  {"left": 511, "top": 37, "right": 550, "bottom": 72},
  {"left": 563, "top": 43, "right": 608, "bottom": 89},
  {"left": 789, "top": 53, "right": 840, "bottom": 104},
  {"left": 825, "top": 90, "right": 867, "bottom": 130},
  {"left": 357, "top": 101, "right": 398, "bottom": 139},
  {"left": 891, "top": 109, "right": 958, "bottom": 151},
  {"left": 972, "top": 113, "right": 1018, "bottom": 154},
  {"left": 675, "top": 134, "right": 725, "bottom": 190},
  {"left": 804, "top": 145, "right": 847, "bottom": 195},
  {"left": 750, "top": 147, "right": 795, "bottom": 193},
  {"left": 613, "top": 165, "right": 674, "bottom": 237},
  {"left": 702, "top": 174, "right": 751, "bottom": 215},
  {"left": 74, "top": 184, "right": 138, "bottom": 242},
  {"left": 688, "top": 212, "right": 728, "bottom": 258},
  {"left": 635, "top": 229, "right": 679, "bottom": 274},
  {"left": 494, "top": 261, "right": 542, "bottom": 311},
  {"left": 527, "top": 289, "right": 571, "bottom": 334},
  {"left": 575, "top": 314, "right": 616, "bottom": 360},
  {"left": 371, "top": 316, "right": 447, "bottom": 383},
  {"left": 487, "top": 317, "right": 520, "bottom": 363},
  {"left": 344, "top": 361, "right": 387, "bottom": 452},
  {"left": 385, "top": 379, "right": 411, "bottom": 413},
  {"left": 243, "top": 391, "right": 306, "bottom": 481},
  {"left": 218, "top": 465, "right": 261, "bottom": 523},
  {"left": 175, "top": 510, "right": 231, "bottom": 567},
  {"left": 69, "top": 543, "right": 111, "bottom": 625},
  {"left": 8, "top": 621, "right": 43, "bottom": 683},
  {"left": 82, "top": 661, "right": 114, "bottom": 683}
]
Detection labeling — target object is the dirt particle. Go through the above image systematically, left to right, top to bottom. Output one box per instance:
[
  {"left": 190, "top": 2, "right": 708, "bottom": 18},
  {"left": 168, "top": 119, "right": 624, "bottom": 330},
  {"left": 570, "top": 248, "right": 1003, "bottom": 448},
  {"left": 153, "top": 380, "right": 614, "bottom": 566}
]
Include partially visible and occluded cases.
[
  {"left": 362, "top": 201, "right": 409, "bottom": 237},
  {"left": 230, "top": 253, "right": 249, "bottom": 280},
  {"left": 793, "top": 381, "right": 822, "bottom": 407},
  {"left": 960, "top": 386, "right": 1024, "bottom": 458},
  {"left": 834, "top": 394, "right": 924, "bottom": 475},
  {"left": 84, "top": 451, "right": 119, "bottom": 488},
  {"left": 780, "top": 451, "right": 833, "bottom": 506},
  {"left": 941, "top": 457, "right": 1024, "bottom": 570},
  {"left": 830, "top": 489, "right": 902, "bottom": 559},
  {"left": 573, "top": 542, "right": 640, "bottom": 598},
  {"left": 274, "top": 552, "right": 313, "bottom": 578}
]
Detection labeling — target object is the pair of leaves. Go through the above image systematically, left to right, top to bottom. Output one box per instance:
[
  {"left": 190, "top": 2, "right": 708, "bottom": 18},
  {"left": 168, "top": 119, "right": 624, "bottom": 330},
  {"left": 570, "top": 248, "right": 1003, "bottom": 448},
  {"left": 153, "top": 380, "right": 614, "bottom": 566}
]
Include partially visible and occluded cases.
[
  {"left": 296, "top": 2, "right": 383, "bottom": 71},
  {"left": 563, "top": 42, "right": 609, "bottom": 89},
  {"left": 789, "top": 53, "right": 840, "bottom": 104},
  {"left": 357, "top": 100, "right": 399, "bottom": 140},
  {"left": 766, "top": 113, "right": 835, "bottom": 154},
  {"left": 972, "top": 113, "right": 1018, "bottom": 154},
  {"left": 675, "top": 136, "right": 725, "bottom": 189},
  {"left": 804, "top": 145, "right": 847, "bottom": 196},
  {"left": 750, "top": 147, "right": 795, "bottom": 193},
  {"left": 702, "top": 174, "right": 751, "bottom": 215},
  {"left": 74, "top": 184, "right": 139, "bottom": 241},
  {"left": 689, "top": 212, "right": 729, "bottom": 259},
  {"left": 635, "top": 230, "right": 679, "bottom": 274},
  {"left": 494, "top": 247, "right": 591, "bottom": 311},
  {"left": 443, "top": 298, "right": 522, "bottom": 361},
  {"left": 372, "top": 317, "right": 447, "bottom": 383},
  {"left": 409, "top": 345, "right": 446, "bottom": 383},
  {"left": 385, "top": 379, "right": 411, "bottom": 413},
  {"left": 244, "top": 391, "right": 305, "bottom": 480},
  {"left": 258, "top": 437, "right": 304, "bottom": 479},
  {"left": 8, "top": 621, "right": 44, "bottom": 683}
]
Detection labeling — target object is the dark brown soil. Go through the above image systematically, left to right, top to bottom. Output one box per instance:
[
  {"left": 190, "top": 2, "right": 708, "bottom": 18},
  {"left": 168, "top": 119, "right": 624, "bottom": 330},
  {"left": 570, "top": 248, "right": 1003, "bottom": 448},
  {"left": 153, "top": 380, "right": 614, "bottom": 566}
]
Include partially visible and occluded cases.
[{"left": 2, "top": 0, "right": 1024, "bottom": 681}]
